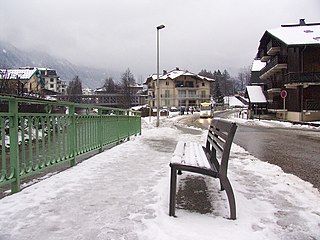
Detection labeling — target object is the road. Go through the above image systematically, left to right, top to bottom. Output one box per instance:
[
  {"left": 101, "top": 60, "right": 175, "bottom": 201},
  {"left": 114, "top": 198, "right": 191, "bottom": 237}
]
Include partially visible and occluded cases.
[{"left": 177, "top": 111, "right": 320, "bottom": 190}]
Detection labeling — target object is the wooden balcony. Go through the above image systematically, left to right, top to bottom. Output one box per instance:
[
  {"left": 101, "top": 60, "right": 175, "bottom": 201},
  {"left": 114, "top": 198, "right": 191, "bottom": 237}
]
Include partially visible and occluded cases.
[
  {"left": 267, "top": 40, "right": 281, "bottom": 55},
  {"left": 257, "top": 49, "right": 271, "bottom": 62},
  {"left": 260, "top": 55, "right": 271, "bottom": 62},
  {"left": 260, "top": 56, "right": 288, "bottom": 80},
  {"left": 284, "top": 72, "right": 320, "bottom": 86}
]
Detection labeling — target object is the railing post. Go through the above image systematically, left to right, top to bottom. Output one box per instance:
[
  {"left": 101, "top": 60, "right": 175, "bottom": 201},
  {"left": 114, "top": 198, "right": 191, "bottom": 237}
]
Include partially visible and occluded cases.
[
  {"left": 9, "top": 98, "right": 20, "bottom": 193},
  {"left": 68, "top": 105, "right": 76, "bottom": 167},
  {"left": 98, "top": 108, "right": 103, "bottom": 152},
  {"left": 117, "top": 110, "right": 120, "bottom": 144},
  {"left": 127, "top": 110, "right": 130, "bottom": 141},
  {"left": 139, "top": 113, "right": 142, "bottom": 135}
]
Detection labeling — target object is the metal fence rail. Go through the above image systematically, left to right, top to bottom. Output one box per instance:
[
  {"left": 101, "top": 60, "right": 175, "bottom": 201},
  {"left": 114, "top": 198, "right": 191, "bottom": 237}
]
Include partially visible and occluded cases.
[{"left": 0, "top": 95, "right": 141, "bottom": 194}]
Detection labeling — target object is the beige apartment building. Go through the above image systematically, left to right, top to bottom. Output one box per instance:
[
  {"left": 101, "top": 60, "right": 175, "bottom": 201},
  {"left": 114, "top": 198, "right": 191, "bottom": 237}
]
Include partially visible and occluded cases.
[{"left": 145, "top": 68, "right": 214, "bottom": 109}]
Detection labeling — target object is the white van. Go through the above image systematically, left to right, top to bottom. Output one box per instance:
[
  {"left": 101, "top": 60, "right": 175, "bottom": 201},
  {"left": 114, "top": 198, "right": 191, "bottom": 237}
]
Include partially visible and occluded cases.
[{"left": 199, "top": 102, "right": 213, "bottom": 118}]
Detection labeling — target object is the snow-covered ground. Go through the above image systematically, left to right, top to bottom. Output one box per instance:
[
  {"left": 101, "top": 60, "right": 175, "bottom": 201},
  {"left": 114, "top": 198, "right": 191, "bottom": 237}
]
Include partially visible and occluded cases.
[
  {"left": 226, "top": 110, "right": 320, "bottom": 129},
  {"left": 0, "top": 113, "right": 320, "bottom": 240}
]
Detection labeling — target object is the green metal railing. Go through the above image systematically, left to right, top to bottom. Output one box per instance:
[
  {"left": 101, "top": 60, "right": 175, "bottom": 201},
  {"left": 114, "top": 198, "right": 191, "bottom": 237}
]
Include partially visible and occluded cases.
[{"left": 0, "top": 95, "right": 141, "bottom": 194}]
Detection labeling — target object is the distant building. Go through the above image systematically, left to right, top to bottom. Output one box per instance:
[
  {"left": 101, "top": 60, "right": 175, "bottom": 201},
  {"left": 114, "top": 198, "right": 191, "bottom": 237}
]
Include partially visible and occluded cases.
[
  {"left": 255, "top": 19, "right": 320, "bottom": 121},
  {"left": 0, "top": 67, "right": 43, "bottom": 96},
  {"left": 145, "top": 67, "right": 214, "bottom": 109},
  {"left": 37, "top": 68, "right": 67, "bottom": 94},
  {"left": 82, "top": 88, "right": 94, "bottom": 95}
]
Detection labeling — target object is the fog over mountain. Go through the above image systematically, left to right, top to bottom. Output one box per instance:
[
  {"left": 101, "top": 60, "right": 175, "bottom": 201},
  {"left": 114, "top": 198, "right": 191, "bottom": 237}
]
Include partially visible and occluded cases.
[{"left": 0, "top": 41, "right": 121, "bottom": 89}]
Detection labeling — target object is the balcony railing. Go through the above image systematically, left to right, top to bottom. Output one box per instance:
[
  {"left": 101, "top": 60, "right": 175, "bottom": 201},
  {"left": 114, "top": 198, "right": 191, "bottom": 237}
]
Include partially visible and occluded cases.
[
  {"left": 260, "top": 55, "right": 288, "bottom": 79},
  {"left": 284, "top": 72, "right": 320, "bottom": 85},
  {"left": 305, "top": 99, "right": 320, "bottom": 111}
]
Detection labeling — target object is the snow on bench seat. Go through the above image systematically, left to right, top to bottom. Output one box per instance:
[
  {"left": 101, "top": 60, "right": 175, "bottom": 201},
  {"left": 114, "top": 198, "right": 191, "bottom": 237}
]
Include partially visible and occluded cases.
[{"left": 171, "top": 141, "right": 211, "bottom": 170}]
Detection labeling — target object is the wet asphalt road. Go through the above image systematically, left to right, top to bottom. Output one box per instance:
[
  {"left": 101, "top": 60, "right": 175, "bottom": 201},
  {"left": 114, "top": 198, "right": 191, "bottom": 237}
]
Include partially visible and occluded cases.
[
  {"left": 180, "top": 111, "right": 320, "bottom": 190},
  {"left": 233, "top": 124, "right": 320, "bottom": 190}
]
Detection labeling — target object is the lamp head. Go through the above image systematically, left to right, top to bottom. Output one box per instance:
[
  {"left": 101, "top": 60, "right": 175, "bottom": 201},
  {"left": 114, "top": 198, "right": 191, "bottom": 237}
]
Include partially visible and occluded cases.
[{"left": 157, "top": 25, "right": 165, "bottom": 30}]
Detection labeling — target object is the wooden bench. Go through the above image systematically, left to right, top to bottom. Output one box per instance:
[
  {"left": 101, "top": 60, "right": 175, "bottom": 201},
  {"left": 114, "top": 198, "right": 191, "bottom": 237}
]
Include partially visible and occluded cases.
[{"left": 169, "top": 119, "right": 238, "bottom": 219}]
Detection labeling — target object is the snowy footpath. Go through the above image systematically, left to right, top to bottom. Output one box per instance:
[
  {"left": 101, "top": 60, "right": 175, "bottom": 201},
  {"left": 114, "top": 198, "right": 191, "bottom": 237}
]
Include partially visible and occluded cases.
[{"left": 0, "top": 115, "right": 320, "bottom": 240}]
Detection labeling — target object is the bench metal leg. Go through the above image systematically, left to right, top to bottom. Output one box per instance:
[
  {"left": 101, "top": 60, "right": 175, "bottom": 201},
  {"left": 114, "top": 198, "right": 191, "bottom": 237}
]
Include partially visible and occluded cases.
[
  {"left": 169, "top": 166, "right": 177, "bottom": 217},
  {"left": 220, "top": 176, "right": 236, "bottom": 220}
]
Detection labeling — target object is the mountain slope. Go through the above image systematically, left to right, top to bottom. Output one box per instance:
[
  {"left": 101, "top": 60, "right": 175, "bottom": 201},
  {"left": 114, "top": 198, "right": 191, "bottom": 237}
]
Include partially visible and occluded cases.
[{"left": 0, "top": 41, "right": 120, "bottom": 88}]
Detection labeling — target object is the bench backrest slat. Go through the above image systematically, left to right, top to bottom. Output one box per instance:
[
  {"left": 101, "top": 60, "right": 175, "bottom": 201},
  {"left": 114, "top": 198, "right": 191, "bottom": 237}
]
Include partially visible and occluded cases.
[
  {"left": 205, "top": 119, "right": 237, "bottom": 176},
  {"left": 208, "top": 131, "right": 225, "bottom": 152}
]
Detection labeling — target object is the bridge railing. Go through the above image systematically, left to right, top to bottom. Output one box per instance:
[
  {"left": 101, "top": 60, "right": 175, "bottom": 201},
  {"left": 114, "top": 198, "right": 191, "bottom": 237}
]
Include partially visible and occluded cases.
[{"left": 0, "top": 95, "right": 141, "bottom": 194}]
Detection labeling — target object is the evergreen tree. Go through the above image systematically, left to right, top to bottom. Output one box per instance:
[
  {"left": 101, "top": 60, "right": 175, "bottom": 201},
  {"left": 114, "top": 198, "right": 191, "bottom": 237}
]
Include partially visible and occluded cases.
[
  {"left": 198, "top": 69, "right": 214, "bottom": 79},
  {"left": 213, "top": 70, "right": 223, "bottom": 101},
  {"left": 67, "top": 76, "right": 82, "bottom": 95},
  {"left": 103, "top": 77, "right": 118, "bottom": 93},
  {"left": 214, "top": 81, "right": 224, "bottom": 104}
]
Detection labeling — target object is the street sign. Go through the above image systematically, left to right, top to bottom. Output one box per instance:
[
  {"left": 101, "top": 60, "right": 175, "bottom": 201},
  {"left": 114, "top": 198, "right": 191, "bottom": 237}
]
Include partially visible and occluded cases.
[{"left": 280, "top": 90, "right": 287, "bottom": 99}]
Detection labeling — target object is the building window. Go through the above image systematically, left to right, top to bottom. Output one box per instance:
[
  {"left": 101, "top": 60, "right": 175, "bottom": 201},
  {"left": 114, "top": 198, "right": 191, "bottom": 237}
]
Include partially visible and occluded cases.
[
  {"left": 50, "top": 78, "right": 54, "bottom": 83},
  {"left": 166, "top": 81, "right": 169, "bottom": 86},
  {"left": 175, "top": 81, "right": 184, "bottom": 87},
  {"left": 185, "top": 81, "right": 194, "bottom": 87},
  {"left": 202, "top": 82, "right": 205, "bottom": 87},
  {"left": 50, "top": 84, "right": 54, "bottom": 89},
  {"left": 165, "top": 90, "right": 170, "bottom": 98},
  {"left": 178, "top": 90, "right": 186, "bottom": 98},
  {"left": 189, "top": 90, "right": 196, "bottom": 97},
  {"left": 201, "top": 90, "right": 206, "bottom": 98}
]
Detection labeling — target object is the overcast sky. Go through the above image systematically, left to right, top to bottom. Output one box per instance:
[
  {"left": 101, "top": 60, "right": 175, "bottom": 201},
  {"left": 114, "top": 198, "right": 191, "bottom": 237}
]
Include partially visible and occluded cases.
[{"left": 0, "top": 0, "right": 319, "bottom": 80}]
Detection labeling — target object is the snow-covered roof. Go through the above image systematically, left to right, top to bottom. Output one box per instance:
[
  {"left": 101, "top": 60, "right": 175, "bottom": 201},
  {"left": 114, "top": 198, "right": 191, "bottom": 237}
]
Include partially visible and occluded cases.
[
  {"left": 267, "top": 24, "right": 320, "bottom": 45},
  {"left": 251, "top": 60, "right": 266, "bottom": 72},
  {"left": 37, "top": 67, "right": 54, "bottom": 71},
  {"left": 0, "top": 68, "right": 38, "bottom": 80},
  {"left": 148, "top": 69, "right": 215, "bottom": 82},
  {"left": 163, "top": 70, "right": 185, "bottom": 79},
  {"left": 198, "top": 75, "right": 215, "bottom": 81},
  {"left": 246, "top": 86, "right": 267, "bottom": 103},
  {"left": 95, "top": 87, "right": 106, "bottom": 92},
  {"left": 225, "top": 96, "right": 248, "bottom": 107}
]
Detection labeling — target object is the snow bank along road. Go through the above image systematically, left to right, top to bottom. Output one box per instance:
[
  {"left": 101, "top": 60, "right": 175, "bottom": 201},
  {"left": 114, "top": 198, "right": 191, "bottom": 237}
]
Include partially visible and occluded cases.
[{"left": 0, "top": 116, "right": 319, "bottom": 240}]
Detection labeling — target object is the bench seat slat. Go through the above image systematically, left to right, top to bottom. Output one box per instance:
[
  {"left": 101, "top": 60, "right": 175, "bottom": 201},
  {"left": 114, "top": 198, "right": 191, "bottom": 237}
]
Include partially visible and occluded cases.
[{"left": 171, "top": 141, "right": 211, "bottom": 169}]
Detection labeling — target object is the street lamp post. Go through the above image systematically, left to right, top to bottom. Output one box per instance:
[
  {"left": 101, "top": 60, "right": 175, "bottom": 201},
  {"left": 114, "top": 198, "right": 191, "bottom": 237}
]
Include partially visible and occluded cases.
[{"left": 156, "top": 24, "right": 165, "bottom": 127}]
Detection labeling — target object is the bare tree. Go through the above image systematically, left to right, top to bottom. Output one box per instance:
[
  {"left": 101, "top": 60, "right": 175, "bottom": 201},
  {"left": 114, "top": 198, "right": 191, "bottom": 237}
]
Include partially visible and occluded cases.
[
  {"left": 238, "top": 66, "right": 251, "bottom": 91},
  {"left": 120, "top": 68, "right": 136, "bottom": 108}
]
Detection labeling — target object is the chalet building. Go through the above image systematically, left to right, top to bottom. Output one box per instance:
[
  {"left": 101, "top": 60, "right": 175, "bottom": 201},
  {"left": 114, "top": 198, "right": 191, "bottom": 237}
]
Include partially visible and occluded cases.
[
  {"left": 256, "top": 19, "right": 320, "bottom": 121},
  {"left": 0, "top": 67, "right": 44, "bottom": 96},
  {"left": 145, "top": 68, "right": 214, "bottom": 109}
]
